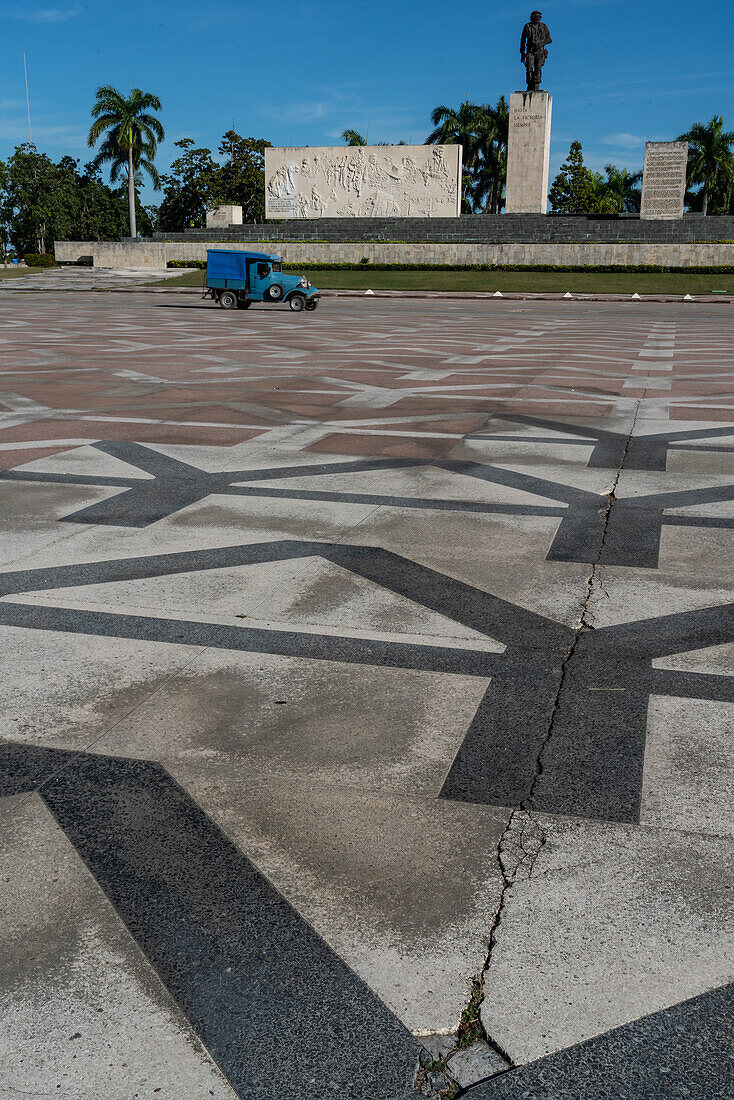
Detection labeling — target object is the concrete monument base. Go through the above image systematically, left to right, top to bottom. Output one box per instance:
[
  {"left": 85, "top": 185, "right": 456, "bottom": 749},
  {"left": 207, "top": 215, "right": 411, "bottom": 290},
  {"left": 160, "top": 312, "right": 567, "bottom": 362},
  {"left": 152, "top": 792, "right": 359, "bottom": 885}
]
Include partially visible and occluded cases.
[
  {"left": 505, "top": 91, "right": 552, "bottom": 215},
  {"left": 206, "top": 205, "right": 243, "bottom": 229}
]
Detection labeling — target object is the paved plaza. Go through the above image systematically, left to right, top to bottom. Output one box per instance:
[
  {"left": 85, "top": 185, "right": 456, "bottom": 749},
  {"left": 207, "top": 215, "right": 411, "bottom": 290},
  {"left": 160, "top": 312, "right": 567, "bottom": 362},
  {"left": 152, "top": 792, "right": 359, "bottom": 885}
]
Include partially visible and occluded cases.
[{"left": 0, "top": 292, "right": 732, "bottom": 1098}]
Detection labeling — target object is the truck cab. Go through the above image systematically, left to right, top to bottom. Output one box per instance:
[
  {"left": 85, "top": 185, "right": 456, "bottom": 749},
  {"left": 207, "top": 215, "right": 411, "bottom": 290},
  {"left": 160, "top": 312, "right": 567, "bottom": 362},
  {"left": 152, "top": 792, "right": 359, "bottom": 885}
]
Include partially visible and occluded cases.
[{"left": 204, "top": 250, "right": 320, "bottom": 312}]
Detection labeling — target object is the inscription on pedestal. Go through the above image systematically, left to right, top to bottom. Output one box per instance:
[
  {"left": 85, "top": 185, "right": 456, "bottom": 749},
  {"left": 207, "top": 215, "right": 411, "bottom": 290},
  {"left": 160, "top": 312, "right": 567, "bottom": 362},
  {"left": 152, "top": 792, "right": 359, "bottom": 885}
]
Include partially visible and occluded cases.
[
  {"left": 505, "top": 91, "right": 553, "bottom": 215},
  {"left": 641, "top": 142, "right": 688, "bottom": 220}
]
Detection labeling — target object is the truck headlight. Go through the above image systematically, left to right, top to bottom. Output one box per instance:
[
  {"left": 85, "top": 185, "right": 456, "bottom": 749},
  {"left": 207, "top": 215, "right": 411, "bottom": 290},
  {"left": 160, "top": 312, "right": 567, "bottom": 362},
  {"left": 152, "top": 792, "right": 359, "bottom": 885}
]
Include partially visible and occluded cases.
[{"left": 299, "top": 277, "right": 308, "bottom": 288}]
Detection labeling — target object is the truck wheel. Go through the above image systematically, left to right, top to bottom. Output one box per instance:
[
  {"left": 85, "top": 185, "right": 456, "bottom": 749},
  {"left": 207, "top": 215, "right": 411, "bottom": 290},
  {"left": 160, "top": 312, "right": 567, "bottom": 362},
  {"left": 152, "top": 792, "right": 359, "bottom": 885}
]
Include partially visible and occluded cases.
[
  {"left": 266, "top": 284, "right": 284, "bottom": 302},
  {"left": 219, "top": 290, "right": 238, "bottom": 310},
  {"left": 289, "top": 293, "right": 306, "bottom": 312},
  {"left": 237, "top": 299, "right": 252, "bottom": 309},
  {"left": 305, "top": 299, "right": 318, "bottom": 311}
]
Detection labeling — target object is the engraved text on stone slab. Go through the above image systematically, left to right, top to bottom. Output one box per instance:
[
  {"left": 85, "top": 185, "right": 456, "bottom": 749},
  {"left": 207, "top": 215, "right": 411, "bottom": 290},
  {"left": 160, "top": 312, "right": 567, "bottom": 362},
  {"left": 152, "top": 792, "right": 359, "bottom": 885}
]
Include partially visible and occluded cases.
[{"left": 641, "top": 142, "right": 688, "bottom": 220}]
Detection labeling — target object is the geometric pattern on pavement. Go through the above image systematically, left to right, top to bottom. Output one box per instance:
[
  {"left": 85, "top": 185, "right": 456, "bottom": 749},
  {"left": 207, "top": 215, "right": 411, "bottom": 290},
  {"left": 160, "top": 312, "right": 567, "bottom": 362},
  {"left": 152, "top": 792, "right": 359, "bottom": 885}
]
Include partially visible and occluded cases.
[
  {"left": 2, "top": 294, "right": 733, "bottom": 1099},
  {"left": 1, "top": 539, "right": 733, "bottom": 823}
]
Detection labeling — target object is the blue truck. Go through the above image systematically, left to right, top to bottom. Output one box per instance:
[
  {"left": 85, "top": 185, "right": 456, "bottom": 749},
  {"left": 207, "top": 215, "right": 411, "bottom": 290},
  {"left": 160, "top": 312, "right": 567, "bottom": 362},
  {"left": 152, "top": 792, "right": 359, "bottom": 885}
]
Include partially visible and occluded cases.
[{"left": 203, "top": 249, "right": 320, "bottom": 312}]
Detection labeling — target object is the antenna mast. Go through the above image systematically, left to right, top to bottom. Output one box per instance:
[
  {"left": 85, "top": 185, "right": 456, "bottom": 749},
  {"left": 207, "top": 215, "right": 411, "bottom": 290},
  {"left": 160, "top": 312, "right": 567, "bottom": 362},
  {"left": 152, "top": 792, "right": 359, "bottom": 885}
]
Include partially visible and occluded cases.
[{"left": 23, "top": 53, "right": 32, "bottom": 143}]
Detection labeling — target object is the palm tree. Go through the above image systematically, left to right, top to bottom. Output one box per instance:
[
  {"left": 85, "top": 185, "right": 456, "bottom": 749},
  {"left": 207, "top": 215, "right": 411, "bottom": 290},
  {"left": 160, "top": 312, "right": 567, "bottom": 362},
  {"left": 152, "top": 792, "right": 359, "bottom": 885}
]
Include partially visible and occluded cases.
[
  {"left": 87, "top": 86, "right": 164, "bottom": 237},
  {"left": 472, "top": 97, "right": 509, "bottom": 214},
  {"left": 427, "top": 101, "right": 483, "bottom": 211},
  {"left": 427, "top": 101, "right": 480, "bottom": 156},
  {"left": 678, "top": 116, "right": 734, "bottom": 215},
  {"left": 342, "top": 129, "right": 366, "bottom": 146},
  {"left": 594, "top": 164, "right": 643, "bottom": 213}
]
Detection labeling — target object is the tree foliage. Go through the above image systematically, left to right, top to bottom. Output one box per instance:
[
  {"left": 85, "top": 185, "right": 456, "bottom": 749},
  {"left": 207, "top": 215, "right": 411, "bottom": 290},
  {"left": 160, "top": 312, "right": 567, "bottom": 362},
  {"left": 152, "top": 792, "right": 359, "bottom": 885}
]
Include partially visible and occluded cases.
[
  {"left": 87, "top": 85, "right": 164, "bottom": 237},
  {"left": 427, "top": 99, "right": 509, "bottom": 213},
  {"left": 678, "top": 116, "right": 734, "bottom": 215},
  {"left": 342, "top": 129, "right": 366, "bottom": 146},
  {"left": 157, "top": 131, "right": 271, "bottom": 231},
  {"left": 216, "top": 132, "right": 271, "bottom": 223},
  {"left": 156, "top": 140, "right": 220, "bottom": 230},
  {"left": 549, "top": 141, "right": 600, "bottom": 213},
  {"left": 0, "top": 144, "right": 139, "bottom": 257},
  {"left": 592, "top": 164, "right": 642, "bottom": 213}
]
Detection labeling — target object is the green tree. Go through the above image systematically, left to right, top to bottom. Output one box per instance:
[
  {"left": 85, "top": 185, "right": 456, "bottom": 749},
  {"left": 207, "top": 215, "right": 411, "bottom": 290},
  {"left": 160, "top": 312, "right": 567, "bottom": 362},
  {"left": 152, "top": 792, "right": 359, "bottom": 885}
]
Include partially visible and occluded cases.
[
  {"left": 87, "top": 86, "right": 165, "bottom": 237},
  {"left": 469, "top": 97, "right": 509, "bottom": 214},
  {"left": 427, "top": 99, "right": 508, "bottom": 214},
  {"left": 427, "top": 101, "right": 484, "bottom": 212},
  {"left": 678, "top": 116, "right": 734, "bottom": 215},
  {"left": 342, "top": 129, "right": 366, "bottom": 146},
  {"left": 155, "top": 131, "right": 271, "bottom": 230},
  {"left": 214, "top": 132, "right": 271, "bottom": 223},
  {"left": 157, "top": 139, "right": 221, "bottom": 232},
  {"left": 549, "top": 141, "right": 600, "bottom": 213},
  {"left": 0, "top": 144, "right": 67, "bottom": 254},
  {"left": 0, "top": 144, "right": 138, "bottom": 256},
  {"left": 0, "top": 159, "right": 10, "bottom": 263},
  {"left": 75, "top": 161, "right": 131, "bottom": 241},
  {"left": 593, "top": 164, "right": 642, "bottom": 213}
]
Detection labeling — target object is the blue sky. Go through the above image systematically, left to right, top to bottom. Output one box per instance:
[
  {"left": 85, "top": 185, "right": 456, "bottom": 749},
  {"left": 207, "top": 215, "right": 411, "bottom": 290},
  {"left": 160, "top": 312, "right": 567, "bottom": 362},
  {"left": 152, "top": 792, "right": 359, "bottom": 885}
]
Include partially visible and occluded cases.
[{"left": 1, "top": 0, "right": 731, "bottom": 203}]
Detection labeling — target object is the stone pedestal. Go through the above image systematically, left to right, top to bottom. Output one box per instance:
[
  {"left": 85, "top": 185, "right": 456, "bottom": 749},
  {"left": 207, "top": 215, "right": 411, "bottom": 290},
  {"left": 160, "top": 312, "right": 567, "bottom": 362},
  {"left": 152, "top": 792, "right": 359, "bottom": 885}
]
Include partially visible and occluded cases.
[
  {"left": 505, "top": 91, "right": 552, "bottom": 214},
  {"left": 641, "top": 142, "right": 688, "bottom": 220},
  {"left": 205, "top": 205, "right": 243, "bottom": 229}
]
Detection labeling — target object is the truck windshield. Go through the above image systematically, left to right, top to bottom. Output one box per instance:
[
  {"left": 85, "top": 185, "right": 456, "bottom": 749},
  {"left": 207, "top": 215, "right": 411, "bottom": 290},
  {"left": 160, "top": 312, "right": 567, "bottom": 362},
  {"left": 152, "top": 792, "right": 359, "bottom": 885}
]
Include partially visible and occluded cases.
[{"left": 271, "top": 262, "right": 282, "bottom": 272}]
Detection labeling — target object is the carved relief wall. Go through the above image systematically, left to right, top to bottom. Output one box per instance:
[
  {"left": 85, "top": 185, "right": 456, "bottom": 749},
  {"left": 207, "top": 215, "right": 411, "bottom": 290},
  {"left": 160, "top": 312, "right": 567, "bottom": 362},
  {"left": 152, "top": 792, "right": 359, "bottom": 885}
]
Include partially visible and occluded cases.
[{"left": 265, "top": 145, "right": 462, "bottom": 219}]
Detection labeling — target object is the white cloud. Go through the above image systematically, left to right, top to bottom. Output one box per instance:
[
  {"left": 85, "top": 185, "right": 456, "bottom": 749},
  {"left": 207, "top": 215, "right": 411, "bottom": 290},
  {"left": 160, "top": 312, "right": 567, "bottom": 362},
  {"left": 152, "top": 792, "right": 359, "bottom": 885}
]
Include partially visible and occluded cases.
[
  {"left": 7, "top": 7, "right": 80, "bottom": 23},
  {"left": 0, "top": 115, "right": 87, "bottom": 148},
  {"left": 603, "top": 133, "right": 644, "bottom": 149}
]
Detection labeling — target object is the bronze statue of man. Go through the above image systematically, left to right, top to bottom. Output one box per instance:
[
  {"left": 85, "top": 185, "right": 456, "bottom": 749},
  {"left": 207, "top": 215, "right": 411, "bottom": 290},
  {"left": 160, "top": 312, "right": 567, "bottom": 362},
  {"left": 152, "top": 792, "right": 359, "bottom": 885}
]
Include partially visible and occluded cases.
[{"left": 521, "top": 10, "right": 552, "bottom": 91}]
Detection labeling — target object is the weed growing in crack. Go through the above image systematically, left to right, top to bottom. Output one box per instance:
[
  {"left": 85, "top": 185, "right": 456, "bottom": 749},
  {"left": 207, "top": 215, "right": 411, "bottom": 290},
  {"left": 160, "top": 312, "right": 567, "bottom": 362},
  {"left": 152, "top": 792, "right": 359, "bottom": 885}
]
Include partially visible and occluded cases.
[
  {"left": 456, "top": 978, "right": 485, "bottom": 1049},
  {"left": 414, "top": 1055, "right": 459, "bottom": 1098}
]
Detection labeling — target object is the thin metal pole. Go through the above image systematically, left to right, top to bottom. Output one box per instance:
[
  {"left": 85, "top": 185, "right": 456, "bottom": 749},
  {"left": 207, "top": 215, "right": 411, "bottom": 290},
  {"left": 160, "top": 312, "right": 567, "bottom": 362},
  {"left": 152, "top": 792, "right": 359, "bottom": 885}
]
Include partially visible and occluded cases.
[{"left": 23, "top": 52, "right": 32, "bottom": 143}]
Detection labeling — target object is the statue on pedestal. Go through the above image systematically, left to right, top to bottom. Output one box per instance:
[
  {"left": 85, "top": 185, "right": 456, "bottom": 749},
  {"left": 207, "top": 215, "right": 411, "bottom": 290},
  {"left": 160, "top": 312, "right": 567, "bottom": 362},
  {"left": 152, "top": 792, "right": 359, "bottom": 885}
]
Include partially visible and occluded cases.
[{"left": 520, "top": 10, "right": 552, "bottom": 91}]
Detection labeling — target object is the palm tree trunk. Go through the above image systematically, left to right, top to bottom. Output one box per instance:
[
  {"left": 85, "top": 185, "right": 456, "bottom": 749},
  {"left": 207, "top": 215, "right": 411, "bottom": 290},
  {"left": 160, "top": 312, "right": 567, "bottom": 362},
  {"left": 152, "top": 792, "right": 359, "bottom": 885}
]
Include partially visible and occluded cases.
[
  {"left": 127, "top": 146, "right": 137, "bottom": 238},
  {"left": 702, "top": 184, "right": 709, "bottom": 216}
]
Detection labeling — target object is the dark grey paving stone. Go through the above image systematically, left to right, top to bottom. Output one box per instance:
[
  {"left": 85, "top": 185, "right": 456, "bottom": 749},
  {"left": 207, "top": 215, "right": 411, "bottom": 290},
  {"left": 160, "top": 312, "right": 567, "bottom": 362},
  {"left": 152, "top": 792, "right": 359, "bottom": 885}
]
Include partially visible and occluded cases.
[
  {"left": 0, "top": 742, "right": 421, "bottom": 1100},
  {"left": 468, "top": 983, "right": 734, "bottom": 1099}
]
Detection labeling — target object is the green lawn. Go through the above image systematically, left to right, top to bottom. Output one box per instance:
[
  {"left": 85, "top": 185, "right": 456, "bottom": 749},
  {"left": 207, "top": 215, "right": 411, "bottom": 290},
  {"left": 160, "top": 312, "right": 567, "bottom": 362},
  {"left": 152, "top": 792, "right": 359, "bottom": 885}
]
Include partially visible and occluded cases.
[
  {"left": 0, "top": 266, "right": 44, "bottom": 280},
  {"left": 154, "top": 268, "right": 734, "bottom": 295}
]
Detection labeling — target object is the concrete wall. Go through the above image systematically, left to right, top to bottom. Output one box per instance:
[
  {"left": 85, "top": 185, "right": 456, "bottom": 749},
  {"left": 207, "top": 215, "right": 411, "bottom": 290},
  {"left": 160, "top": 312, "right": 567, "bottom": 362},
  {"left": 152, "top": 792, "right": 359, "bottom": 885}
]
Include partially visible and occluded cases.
[
  {"left": 265, "top": 145, "right": 462, "bottom": 219},
  {"left": 152, "top": 214, "right": 734, "bottom": 244},
  {"left": 55, "top": 239, "right": 734, "bottom": 269}
]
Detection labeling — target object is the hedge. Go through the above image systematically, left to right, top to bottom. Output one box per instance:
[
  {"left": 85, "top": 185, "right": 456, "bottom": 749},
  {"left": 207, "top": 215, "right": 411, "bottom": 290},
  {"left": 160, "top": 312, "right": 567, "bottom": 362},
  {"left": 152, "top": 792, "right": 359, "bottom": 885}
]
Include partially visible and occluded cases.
[
  {"left": 24, "top": 253, "right": 56, "bottom": 267},
  {"left": 166, "top": 259, "right": 734, "bottom": 274}
]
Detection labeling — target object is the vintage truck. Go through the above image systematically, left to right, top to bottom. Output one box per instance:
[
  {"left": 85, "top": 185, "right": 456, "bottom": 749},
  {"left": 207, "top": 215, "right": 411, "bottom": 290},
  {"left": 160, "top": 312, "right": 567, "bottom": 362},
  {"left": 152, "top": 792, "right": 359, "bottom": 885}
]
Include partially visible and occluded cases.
[{"left": 203, "top": 249, "right": 320, "bottom": 312}]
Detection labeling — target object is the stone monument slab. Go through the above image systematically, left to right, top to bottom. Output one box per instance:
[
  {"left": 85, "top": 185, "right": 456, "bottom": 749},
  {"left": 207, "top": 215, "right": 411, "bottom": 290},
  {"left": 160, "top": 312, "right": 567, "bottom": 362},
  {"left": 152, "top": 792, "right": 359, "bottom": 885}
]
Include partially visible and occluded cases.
[
  {"left": 505, "top": 91, "right": 553, "bottom": 214},
  {"left": 641, "top": 142, "right": 688, "bottom": 220},
  {"left": 264, "top": 146, "right": 462, "bottom": 219},
  {"left": 206, "top": 205, "right": 243, "bottom": 229}
]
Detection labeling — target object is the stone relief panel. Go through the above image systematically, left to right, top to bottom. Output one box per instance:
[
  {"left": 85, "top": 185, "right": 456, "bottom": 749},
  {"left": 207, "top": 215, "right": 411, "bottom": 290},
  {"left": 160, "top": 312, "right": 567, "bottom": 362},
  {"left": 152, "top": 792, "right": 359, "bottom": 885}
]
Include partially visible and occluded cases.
[{"left": 265, "top": 145, "right": 462, "bottom": 219}]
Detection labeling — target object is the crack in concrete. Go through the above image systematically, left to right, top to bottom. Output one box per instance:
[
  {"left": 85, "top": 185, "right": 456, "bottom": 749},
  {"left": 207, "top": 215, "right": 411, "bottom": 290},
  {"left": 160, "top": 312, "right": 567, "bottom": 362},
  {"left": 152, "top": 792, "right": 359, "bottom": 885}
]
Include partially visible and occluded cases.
[
  {"left": 421, "top": 395, "right": 646, "bottom": 1096},
  {"left": 525, "top": 395, "right": 643, "bottom": 807}
]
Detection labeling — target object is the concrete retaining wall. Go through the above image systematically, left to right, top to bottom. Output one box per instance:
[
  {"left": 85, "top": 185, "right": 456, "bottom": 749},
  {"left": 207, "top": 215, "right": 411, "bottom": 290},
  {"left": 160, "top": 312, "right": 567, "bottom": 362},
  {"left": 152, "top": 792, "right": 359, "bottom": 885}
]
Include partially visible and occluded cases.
[
  {"left": 152, "top": 214, "right": 734, "bottom": 244},
  {"left": 55, "top": 238, "right": 734, "bottom": 269}
]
